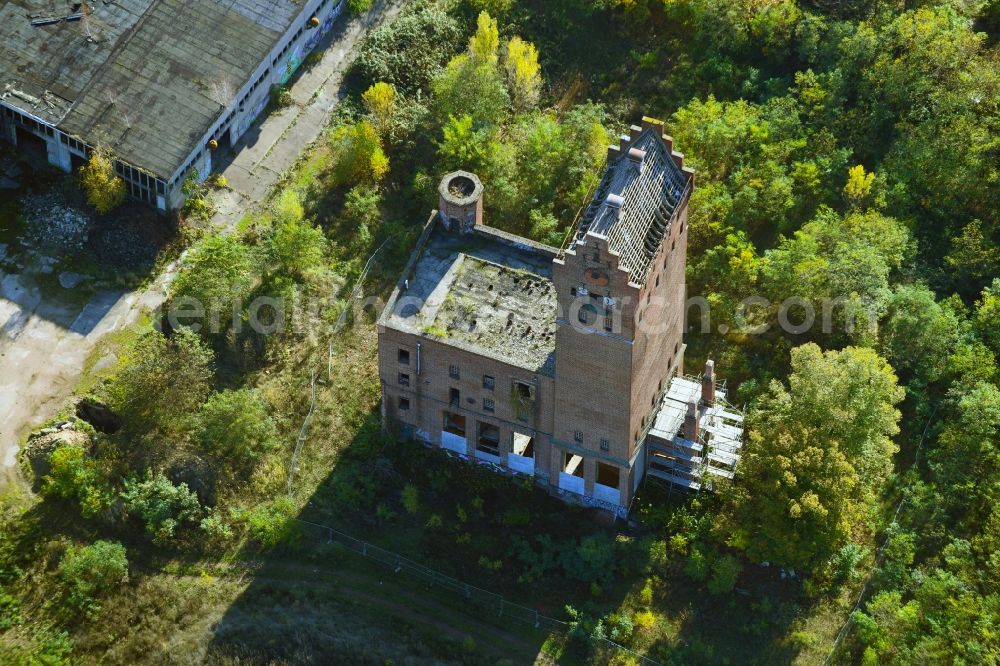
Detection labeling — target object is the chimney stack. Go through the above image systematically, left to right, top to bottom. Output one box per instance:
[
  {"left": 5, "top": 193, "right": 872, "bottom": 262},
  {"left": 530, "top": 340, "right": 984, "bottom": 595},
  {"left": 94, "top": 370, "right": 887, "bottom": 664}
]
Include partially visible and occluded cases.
[
  {"left": 438, "top": 171, "right": 484, "bottom": 233},
  {"left": 702, "top": 359, "right": 715, "bottom": 406},
  {"left": 684, "top": 401, "right": 700, "bottom": 441}
]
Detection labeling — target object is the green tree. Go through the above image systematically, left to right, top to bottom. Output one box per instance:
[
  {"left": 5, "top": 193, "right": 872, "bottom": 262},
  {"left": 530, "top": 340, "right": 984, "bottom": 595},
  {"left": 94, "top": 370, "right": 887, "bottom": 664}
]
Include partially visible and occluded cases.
[
  {"left": 354, "top": 3, "right": 462, "bottom": 94},
  {"left": 468, "top": 11, "right": 500, "bottom": 65},
  {"left": 504, "top": 37, "right": 542, "bottom": 111},
  {"left": 361, "top": 81, "right": 397, "bottom": 136},
  {"left": 332, "top": 120, "right": 390, "bottom": 185},
  {"left": 79, "top": 146, "right": 126, "bottom": 214},
  {"left": 762, "top": 208, "right": 910, "bottom": 344},
  {"left": 269, "top": 214, "right": 327, "bottom": 281},
  {"left": 171, "top": 234, "right": 256, "bottom": 331},
  {"left": 974, "top": 279, "right": 1000, "bottom": 356},
  {"left": 880, "top": 284, "right": 961, "bottom": 385},
  {"left": 100, "top": 329, "right": 214, "bottom": 438},
  {"left": 728, "top": 344, "right": 903, "bottom": 569},
  {"left": 930, "top": 382, "right": 1000, "bottom": 526},
  {"left": 194, "top": 388, "right": 278, "bottom": 466},
  {"left": 42, "top": 444, "right": 113, "bottom": 518},
  {"left": 122, "top": 473, "right": 203, "bottom": 544},
  {"left": 234, "top": 497, "right": 300, "bottom": 549},
  {"left": 58, "top": 540, "right": 128, "bottom": 612},
  {"left": 707, "top": 554, "right": 742, "bottom": 595}
]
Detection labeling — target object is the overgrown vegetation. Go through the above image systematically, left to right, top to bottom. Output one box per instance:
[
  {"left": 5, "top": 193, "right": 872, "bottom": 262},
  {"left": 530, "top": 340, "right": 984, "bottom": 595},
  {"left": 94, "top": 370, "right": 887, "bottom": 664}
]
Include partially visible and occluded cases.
[{"left": 2, "top": 0, "right": 998, "bottom": 663}]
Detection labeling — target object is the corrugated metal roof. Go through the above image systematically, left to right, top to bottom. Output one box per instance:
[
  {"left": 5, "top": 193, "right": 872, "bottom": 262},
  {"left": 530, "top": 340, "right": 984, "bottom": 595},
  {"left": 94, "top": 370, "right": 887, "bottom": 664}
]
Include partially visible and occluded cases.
[{"left": 0, "top": 0, "right": 304, "bottom": 178}]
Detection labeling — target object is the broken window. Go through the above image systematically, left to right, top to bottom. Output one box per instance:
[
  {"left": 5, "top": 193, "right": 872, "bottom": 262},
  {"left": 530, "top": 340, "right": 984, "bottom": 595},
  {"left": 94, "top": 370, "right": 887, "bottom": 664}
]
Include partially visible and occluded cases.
[
  {"left": 578, "top": 303, "right": 598, "bottom": 325},
  {"left": 398, "top": 348, "right": 410, "bottom": 365},
  {"left": 449, "top": 365, "right": 460, "bottom": 379},
  {"left": 398, "top": 372, "right": 410, "bottom": 387},
  {"left": 483, "top": 375, "right": 494, "bottom": 390},
  {"left": 511, "top": 380, "right": 535, "bottom": 422},
  {"left": 449, "top": 388, "right": 460, "bottom": 406},
  {"left": 399, "top": 397, "right": 410, "bottom": 411},
  {"left": 483, "top": 398, "right": 495, "bottom": 413},
  {"left": 443, "top": 411, "right": 466, "bottom": 436},
  {"left": 476, "top": 422, "right": 501, "bottom": 457},
  {"left": 574, "top": 430, "right": 584, "bottom": 443},
  {"left": 512, "top": 432, "right": 534, "bottom": 459},
  {"left": 564, "top": 452, "right": 584, "bottom": 478},
  {"left": 597, "top": 462, "right": 620, "bottom": 488}
]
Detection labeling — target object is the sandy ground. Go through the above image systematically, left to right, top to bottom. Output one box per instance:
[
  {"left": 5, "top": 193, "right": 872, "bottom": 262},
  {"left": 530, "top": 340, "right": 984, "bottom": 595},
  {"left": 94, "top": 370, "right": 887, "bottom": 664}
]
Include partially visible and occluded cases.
[{"left": 0, "top": 0, "right": 403, "bottom": 486}]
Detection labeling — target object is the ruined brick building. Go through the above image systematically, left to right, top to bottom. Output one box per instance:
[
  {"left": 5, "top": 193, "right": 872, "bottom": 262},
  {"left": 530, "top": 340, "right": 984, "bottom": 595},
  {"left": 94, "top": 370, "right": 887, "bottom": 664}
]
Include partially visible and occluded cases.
[{"left": 377, "top": 117, "right": 743, "bottom": 517}]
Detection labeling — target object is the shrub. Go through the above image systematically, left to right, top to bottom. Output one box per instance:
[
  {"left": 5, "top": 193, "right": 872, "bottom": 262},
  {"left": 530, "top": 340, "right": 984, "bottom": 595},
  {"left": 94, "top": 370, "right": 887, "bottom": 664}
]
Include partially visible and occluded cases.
[
  {"left": 347, "top": 0, "right": 374, "bottom": 14},
  {"left": 354, "top": 3, "right": 462, "bottom": 93},
  {"left": 269, "top": 85, "right": 293, "bottom": 109},
  {"left": 332, "top": 120, "right": 389, "bottom": 185},
  {"left": 79, "top": 146, "right": 125, "bottom": 213},
  {"left": 269, "top": 212, "right": 328, "bottom": 280},
  {"left": 100, "top": 328, "right": 214, "bottom": 438},
  {"left": 194, "top": 389, "right": 278, "bottom": 466},
  {"left": 42, "top": 444, "right": 113, "bottom": 518},
  {"left": 122, "top": 473, "right": 202, "bottom": 544},
  {"left": 401, "top": 483, "right": 419, "bottom": 514},
  {"left": 235, "top": 497, "right": 300, "bottom": 549},
  {"left": 200, "top": 513, "right": 234, "bottom": 542},
  {"left": 58, "top": 540, "right": 128, "bottom": 613},
  {"left": 832, "top": 542, "right": 869, "bottom": 582},
  {"left": 684, "top": 547, "right": 710, "bottom": 582},
  {"left": 707, "top": 555, "right": 742, "bottom": 595},
  {"left": 639, "top": 578, "right": 654, "bottom": 606},
  {"left": 0, "top": 590, "right": 22, "bottom": 630},
  {"left": 634, "top": 609, "right": 656, "bottom": 631},
  {"left": 604, "top": 612, "right": 634, "bottom": 642}
]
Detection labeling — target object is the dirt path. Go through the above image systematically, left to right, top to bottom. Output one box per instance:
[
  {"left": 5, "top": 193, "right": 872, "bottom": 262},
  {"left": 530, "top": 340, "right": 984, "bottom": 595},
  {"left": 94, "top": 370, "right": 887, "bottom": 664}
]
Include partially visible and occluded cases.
[{"left": 0, "top": 0, "right": 402, "bottom": 486}]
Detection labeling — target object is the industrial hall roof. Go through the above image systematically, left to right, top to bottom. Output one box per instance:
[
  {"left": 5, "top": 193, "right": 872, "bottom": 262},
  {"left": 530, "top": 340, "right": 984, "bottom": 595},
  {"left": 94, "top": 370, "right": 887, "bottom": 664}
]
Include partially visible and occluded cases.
[
  {"left": 0, "top": 0, "right": 305, "bottom": 179},
  {"left": 572, "top": 122, "right": 692, "bottom": 285}
]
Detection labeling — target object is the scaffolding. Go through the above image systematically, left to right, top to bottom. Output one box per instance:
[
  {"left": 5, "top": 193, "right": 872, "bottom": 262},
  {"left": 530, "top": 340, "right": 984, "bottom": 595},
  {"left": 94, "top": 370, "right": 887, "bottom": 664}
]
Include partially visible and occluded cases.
[{"left": 645, "top": 374, "right": 744, "bottom": 492}]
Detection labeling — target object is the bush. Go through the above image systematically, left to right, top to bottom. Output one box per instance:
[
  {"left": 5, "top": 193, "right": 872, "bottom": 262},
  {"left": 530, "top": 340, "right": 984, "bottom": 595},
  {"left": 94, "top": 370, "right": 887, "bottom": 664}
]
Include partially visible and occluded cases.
[
  {"left": 347, "top": 0, "right": 374, "bottom": 14},
  {"left": 354, "top": 2, "right": 462, "bottom": 93},
  {"left": 269, "top": 85, "right": 293, "bottom": 110},
  {"left": 79, "top": 146, "right": 125, "bottom": 213},
  {"left": 268, "top": 199, "right": 328, "bottom": 281},
  {"left": 99, "top": 328, "right": 214, "bottom": 439},
  {"left": 194, "top": 389, "right": 278, "bottom": 467},
  {"left": 42, "top": 444, "right": 113, "bottom": 518},
  {"left": 122, "top": 473, "right": 202, "bottom": 544},
  {"left": 401, "top": 484, "right": 419, "bottom": 514},
  {"left": 234, "top": 497, "right": 300, "bottom": 549},
  {"left": 200, "top": 513, "right": 234, "bottom": 542},
  {"left": 58, "top": 540, "right": 128, "bottom": 613},
  {"left": 707, "top": 555, "right": 742, "bottom": 595}
]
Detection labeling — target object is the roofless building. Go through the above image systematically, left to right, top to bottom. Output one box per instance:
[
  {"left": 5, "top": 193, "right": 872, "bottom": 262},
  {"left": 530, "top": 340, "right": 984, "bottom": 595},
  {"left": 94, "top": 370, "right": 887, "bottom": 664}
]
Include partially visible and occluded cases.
[
  {"left": 0, "top": 0, "right": 346, "bottom": 210},
  {"left": 377, "top": 117, "right": 745, "bottom": 517}
]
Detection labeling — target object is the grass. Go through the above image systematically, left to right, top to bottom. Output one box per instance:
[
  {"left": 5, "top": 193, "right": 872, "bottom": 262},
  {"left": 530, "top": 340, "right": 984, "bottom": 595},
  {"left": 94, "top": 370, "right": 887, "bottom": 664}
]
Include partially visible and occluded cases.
[{"left": 0, "top": 74, "right": 860, "bottom": 666}]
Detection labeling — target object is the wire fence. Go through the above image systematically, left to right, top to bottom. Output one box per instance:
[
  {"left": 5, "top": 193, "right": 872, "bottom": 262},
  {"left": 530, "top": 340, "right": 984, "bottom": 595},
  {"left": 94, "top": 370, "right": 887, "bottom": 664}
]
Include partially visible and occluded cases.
[
  {"left": 285, "top": 234, "right": 397, "bottom": 498},
  {"left": 279, "top": 238, "right": 662, "bottom": 663},
  {"left": 822, "top": 404, "right": 938, "bottom": 665},
  {"left": 295, "top": 518, "right": 663, "bottom": 665}
]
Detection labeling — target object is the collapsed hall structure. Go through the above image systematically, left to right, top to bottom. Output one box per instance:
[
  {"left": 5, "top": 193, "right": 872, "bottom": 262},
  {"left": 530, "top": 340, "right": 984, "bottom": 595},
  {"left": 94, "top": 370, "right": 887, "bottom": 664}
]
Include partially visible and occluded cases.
[
  {"left": 0, "top": 0, "right": 345, "bottom": 210},
  {"left": 377, "top": 117, "right": 745, "bottom": 517}
]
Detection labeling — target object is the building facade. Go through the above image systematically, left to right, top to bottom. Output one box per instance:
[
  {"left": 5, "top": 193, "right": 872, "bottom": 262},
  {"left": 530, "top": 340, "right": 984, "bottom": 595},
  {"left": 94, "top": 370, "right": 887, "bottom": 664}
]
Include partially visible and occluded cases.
[
  {"left": 0, "top": 0, "right": 346, "bottom": 211},
  {"left": 377, "top": 118, "right": 743, "bottom": 517}
]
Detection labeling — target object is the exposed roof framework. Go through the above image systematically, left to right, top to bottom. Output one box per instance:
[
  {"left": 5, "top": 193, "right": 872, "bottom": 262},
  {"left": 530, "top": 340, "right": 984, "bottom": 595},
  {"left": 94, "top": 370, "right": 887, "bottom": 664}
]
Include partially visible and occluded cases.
[
  {"left": 573, "top": 125, "right": 691, "bottom": 284},
  {"left": 645, "top": 375, "right": 745, "bottom": 492}
]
